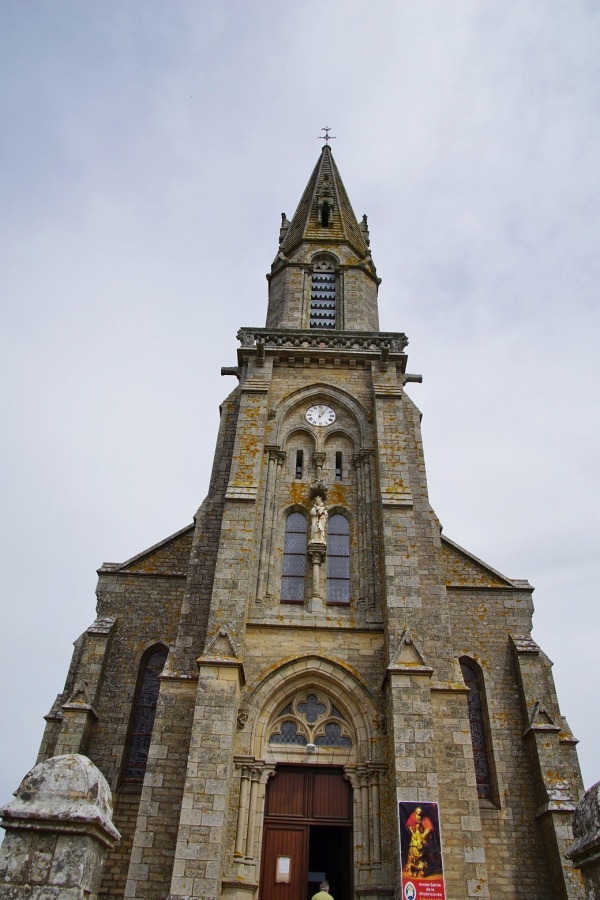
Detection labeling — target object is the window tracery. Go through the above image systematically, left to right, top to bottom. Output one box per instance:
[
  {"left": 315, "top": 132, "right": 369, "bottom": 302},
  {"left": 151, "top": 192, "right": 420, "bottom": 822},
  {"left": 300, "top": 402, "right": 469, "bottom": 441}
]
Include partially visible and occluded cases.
[{"left": 268, "top": 691, "right": 353, "bottom": 747}]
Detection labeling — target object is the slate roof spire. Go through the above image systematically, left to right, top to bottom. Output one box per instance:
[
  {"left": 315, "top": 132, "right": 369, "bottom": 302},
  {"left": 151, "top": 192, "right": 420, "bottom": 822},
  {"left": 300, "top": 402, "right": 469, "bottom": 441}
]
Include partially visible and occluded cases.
[{"left": 280, "top": 145, "right": 372, "bottom": 265}]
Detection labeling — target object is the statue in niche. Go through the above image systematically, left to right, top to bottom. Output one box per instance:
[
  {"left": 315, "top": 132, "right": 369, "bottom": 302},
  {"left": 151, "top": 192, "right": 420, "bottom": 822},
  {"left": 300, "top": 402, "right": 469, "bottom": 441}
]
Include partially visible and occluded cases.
[{"left": 310, "top": 496, "right": 328, "bottom": 543}]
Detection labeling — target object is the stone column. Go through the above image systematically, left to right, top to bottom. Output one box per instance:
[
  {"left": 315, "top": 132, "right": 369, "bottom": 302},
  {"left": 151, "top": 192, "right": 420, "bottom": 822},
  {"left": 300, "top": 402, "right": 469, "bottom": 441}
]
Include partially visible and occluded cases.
[
  {"left": 258, "top": 446, "right": 285, "bottom": 602},
  {"left": 359, "top": 450, "right": 379, "bottom": 614},
  {"left": 312, "top": 451, "right": 325, "bottom": 481},
  {"left": 353, "top": 453, "right": 367, "bottom": 605},
  {"left": 307, "top": 543, "right": 327, "bottom": 613},
  {"left": 0, "top": 754, "right": 120, "bottom": 900},
  {"left": 224, "top": 761, "right": 275, "bottom": 900},
  {"left": 233, "top": 761, "right": 252, "bottom": 859},
  {"left": 245, "top": 764, "right": 263, "bottom": 859},
  {"left": 367, "top": 766, "right": 383, "bottom": 865},
  {"left": 358, "top": 767, "right": 371, "bottom": 865}
]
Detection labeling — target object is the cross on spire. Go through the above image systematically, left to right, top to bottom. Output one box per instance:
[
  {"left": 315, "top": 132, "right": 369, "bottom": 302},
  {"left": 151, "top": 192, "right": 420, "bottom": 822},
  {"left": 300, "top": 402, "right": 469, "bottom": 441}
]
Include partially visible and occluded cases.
[{"left": 318, "top": 126, "right": 336, "bottom": 146}]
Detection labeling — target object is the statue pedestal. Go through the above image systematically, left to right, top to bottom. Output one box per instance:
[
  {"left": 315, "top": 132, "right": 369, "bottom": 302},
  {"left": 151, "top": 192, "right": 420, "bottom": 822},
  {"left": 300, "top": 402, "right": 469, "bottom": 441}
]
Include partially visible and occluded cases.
[{"left": 307, "top": 541, "right": 327, "bottom": 613}]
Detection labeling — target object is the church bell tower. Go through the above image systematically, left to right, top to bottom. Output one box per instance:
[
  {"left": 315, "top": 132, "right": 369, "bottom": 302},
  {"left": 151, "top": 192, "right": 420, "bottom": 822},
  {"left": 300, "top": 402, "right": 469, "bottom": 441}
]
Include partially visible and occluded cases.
[{"left": 20, "top": 143, "right": 585, "bottom": 900}]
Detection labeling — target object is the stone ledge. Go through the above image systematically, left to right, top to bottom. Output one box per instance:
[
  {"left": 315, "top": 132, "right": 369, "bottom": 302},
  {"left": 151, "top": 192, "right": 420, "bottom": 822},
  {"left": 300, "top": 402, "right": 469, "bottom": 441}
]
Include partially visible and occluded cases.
[{"left": 237, "top": 327, "right": 408, "bottom": 353}]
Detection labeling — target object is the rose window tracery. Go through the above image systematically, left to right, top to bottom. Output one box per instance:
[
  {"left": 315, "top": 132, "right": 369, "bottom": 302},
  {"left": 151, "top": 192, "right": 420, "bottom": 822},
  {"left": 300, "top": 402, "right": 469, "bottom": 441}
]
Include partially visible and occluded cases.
[{"left": 268, "top": 691, "right": 352, "bottom": 747}]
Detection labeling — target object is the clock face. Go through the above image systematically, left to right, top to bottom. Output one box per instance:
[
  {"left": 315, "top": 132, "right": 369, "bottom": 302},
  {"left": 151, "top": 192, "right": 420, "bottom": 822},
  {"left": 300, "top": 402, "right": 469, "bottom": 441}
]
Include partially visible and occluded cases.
[{"left": 306, "top": 404, "right": 336, "bottom": 427}]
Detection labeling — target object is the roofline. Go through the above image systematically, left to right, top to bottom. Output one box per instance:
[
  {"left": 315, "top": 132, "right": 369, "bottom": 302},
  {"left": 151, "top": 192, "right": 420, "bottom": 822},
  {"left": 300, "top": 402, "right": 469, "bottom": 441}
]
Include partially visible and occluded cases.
[
  {"left": 97, "top": 522, "right": 194, "bottom": 574},
  {"left": 441, "top": 534, "right": 532, "bottom": 589}
]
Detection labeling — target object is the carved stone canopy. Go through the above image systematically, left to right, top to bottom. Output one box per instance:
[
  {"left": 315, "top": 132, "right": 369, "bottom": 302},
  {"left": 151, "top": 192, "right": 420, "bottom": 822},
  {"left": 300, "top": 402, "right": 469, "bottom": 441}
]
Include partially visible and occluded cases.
[{"left": 310, "top": 480, "right": 328, "bottom": 500}]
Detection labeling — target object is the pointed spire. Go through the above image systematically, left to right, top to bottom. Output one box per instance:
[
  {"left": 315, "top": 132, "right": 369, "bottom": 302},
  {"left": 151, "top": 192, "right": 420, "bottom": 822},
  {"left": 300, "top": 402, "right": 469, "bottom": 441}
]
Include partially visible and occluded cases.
[
  {"left": 266, "top": 145, "right": 380, "bottom": 332},
  {"left": 280, "top": 146, "right": 371, "bottom": 261}
]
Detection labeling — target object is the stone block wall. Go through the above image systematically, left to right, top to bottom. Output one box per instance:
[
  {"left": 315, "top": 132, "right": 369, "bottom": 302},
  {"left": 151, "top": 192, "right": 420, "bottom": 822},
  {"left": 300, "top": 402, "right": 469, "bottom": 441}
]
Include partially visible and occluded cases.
[{"left": 99, "top": 788, "right": 141, "bottom": 898}]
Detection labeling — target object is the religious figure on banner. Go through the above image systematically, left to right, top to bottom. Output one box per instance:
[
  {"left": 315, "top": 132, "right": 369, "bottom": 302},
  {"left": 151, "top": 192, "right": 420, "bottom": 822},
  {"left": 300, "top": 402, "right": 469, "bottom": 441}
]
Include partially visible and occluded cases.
[
  {"left": 310, "top": 496, "right": 328, "bottom": 543},
  {"left": 399, "top": 801, "right": 446, "bottom": 900}
]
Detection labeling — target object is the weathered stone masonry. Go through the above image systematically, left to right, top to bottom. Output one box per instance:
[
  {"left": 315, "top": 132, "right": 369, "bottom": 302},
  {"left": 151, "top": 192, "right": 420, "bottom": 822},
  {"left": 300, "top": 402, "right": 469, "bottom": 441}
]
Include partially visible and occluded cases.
[{"left": 2, "top": 144, "right": 586, "bottom": 900}]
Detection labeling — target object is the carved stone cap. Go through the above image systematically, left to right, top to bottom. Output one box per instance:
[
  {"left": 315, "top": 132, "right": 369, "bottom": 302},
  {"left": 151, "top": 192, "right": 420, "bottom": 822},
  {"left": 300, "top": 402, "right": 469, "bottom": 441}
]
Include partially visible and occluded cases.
[
  {"left": 86, "top": 616, "right": 116, "bottom": 635},
  {"left": 511, "top": 634, "right": 541, "bottom": 654},
  {"left": 0, "top": 754, "right": 120, "bottom": 846},
  {"left": 566, "top": 781, "right": 600, "bottom": 866}
]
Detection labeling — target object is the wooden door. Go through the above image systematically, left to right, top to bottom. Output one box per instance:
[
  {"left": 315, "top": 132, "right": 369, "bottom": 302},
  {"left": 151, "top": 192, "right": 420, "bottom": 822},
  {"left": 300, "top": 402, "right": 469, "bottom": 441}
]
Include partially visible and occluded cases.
[
  {"left": 265, "top": 766, "right": 352, "bottom": 822},
  {"left": 260, "top": 767, "right": 352, "bottom": 900},
  {"left": 260, "top": 824, "right": 308, "bottom": 900}
]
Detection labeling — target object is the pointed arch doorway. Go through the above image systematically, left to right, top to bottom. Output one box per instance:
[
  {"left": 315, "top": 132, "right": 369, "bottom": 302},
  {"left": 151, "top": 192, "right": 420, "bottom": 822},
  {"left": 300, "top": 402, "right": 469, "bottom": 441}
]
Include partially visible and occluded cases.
[{"left": 259, "top": 765, "right": 353, "bottom": 900}]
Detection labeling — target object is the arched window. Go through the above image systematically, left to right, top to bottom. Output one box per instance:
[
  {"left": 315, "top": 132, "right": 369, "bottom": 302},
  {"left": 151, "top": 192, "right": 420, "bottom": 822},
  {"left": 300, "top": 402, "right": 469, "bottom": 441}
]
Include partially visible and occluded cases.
[
  {"left": 310, "top": 260, "right": 336, "bottom": 329},
  {"left": 281, "top": 512, "right": 307, "bottom": 603},
  {"left": 326, "top": 514, "right": 350, "bottom": 605},
  {"left": 124, "top": 646, "right": 168, "bottom": 782},
  {"left": 460, "top": 658, "right": 494, "bottom": 800}
]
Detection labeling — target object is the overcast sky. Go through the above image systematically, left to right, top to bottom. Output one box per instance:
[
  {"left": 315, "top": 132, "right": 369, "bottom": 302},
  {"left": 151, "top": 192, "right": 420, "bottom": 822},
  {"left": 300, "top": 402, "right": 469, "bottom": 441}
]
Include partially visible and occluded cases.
[{"left": 1, "top": 1, "right": 599, "bottom": 809}]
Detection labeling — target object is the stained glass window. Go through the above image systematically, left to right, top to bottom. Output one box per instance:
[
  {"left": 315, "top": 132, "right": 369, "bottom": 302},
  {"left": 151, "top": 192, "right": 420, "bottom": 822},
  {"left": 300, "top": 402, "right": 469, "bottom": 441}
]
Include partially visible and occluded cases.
[
  {"left": 281, "top": 512, "right": 307, "bottom": 603},
  {"left": 326, "top": 514, "right": 350, "bottom": 604},
  {"left": 124, "top": 647, "right": 168, "bottom": 782},
  {"left": 460, "top": 658, "right": 493, "bottom": 800},
  {"left": 297, "top": 694, "right": 326, "bottom": 723},
  {"left": 269, "top": 721, "right": 308, "bottom": 745},
  {"left": 314, "top": 723, "right": 352, "bottom": 747}
]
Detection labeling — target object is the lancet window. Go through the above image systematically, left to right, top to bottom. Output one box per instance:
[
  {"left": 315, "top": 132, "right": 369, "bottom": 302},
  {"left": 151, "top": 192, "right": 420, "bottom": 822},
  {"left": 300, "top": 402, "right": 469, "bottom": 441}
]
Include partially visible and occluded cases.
[
  {"left": 310, "top": 260, "right": 336, "bottom": 329},
  {"left": 281, "top": 512, "right": 307, "bottom": 603},
  {"left": 326, "top": 514, "right": 350, "bottom": 605},
  {"left": 124, "top": 646, "right": 168, "bottom": 782},
  {"left": 460, "top": 657, "right": 494, "bottom": 800},
  {"left": 269, "top": 692, "right": 352, "bottom": 747}
]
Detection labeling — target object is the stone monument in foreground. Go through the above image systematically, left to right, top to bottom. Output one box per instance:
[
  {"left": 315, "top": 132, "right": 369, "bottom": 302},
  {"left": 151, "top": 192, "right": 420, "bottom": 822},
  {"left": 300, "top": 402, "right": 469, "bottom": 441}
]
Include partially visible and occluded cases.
[{"left": 0, "top": 754, "right": 120, "bottom": 899}]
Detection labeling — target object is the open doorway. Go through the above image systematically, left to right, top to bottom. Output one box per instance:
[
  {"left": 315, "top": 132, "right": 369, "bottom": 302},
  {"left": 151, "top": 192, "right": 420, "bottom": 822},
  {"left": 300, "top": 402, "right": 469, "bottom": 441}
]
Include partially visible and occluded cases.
[{"left": 307, "top": 825, "right": 352, "bottom": 900}]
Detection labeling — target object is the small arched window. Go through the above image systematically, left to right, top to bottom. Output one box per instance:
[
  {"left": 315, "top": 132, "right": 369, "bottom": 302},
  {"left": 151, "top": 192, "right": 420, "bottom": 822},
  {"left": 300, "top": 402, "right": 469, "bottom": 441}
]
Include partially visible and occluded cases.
[
  {"left": 310, "top": 260, "right": 336, "bottom": 329},
  {"left": 281, "top": 512, "right": 307, "bottom": 603},
  {"left": 326, "top": 514, "right": 350, "bottom": 605},
  {"left": 124, "top": 646, "right": 168, "bottom": 782},
  {"left": 460, "top": 658, "right": 494, "bottom": 800}
]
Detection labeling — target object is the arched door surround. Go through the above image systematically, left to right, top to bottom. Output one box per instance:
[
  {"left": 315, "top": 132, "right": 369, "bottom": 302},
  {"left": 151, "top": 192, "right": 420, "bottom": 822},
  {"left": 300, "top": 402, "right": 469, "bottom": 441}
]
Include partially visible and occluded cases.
[{"left": 231, "top": 657, "right": 385, "bottom": 875}]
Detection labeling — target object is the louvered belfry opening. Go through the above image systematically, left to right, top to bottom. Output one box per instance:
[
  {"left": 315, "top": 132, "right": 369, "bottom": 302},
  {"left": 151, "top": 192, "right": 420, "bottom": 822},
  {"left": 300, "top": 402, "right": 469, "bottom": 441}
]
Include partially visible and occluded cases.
[{"left": 310, "top": 260, "right": 336, "bottom": 329}]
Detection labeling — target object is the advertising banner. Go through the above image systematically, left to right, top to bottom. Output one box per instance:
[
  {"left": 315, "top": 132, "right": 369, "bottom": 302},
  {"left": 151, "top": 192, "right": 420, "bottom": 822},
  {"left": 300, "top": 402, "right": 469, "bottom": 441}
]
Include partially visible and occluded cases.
[{"left": 398, "top": 801, "right": 446, "bottom": 900}]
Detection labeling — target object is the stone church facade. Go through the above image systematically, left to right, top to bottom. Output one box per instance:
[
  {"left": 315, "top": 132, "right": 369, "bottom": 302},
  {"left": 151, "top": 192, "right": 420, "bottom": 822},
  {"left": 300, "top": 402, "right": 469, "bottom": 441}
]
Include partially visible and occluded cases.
[{"left": 20, "top": 147, "right": 585, "bottom": 899}]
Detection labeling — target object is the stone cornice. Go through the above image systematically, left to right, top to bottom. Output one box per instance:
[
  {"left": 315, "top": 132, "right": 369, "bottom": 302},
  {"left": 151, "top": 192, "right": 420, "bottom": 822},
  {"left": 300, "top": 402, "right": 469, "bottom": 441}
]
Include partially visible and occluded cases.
[{"left": 237, "top": 327, "right": 408, "bottom": 354}]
